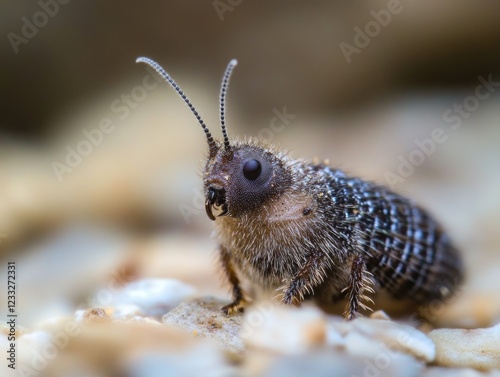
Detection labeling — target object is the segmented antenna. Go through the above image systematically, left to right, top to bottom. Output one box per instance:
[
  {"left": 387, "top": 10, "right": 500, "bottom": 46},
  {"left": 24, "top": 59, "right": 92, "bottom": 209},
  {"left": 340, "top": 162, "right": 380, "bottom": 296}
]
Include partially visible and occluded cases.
[
  {"left": 136, "top": 57, "right": 217, "bottom": 157},
  {"left": 219, "top": 59, "right": 238, "bottom": 151}
]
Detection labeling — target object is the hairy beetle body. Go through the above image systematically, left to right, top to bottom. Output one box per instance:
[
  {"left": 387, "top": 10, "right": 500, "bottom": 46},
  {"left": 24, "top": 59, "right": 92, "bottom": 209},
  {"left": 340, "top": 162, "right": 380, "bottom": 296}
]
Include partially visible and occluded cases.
[
  {"left": 137, "top": 57, "right": 463, "bottom": 319},
  {"left": 210, "top": 141, "right": 462, "bottom": 318}
]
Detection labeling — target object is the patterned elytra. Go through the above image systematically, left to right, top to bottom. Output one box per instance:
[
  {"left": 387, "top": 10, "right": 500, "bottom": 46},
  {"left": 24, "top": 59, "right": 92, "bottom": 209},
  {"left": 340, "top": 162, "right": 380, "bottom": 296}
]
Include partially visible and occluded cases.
[
  {"left": 136, "top": 56, "right": 463, "bottom": 319},
  {"left": 312, "top": 165, "right": 461, "bottom": 303}
]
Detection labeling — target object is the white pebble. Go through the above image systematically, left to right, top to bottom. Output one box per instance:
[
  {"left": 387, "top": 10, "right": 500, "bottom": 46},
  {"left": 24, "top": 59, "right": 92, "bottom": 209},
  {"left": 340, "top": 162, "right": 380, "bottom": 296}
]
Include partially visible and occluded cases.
[
  {"left": 112, "top": 278, "right": 196, "bottom": 317},
  {"left": 112, "top": 304, "right": 143, "bottom": 319},
  {"left": 243, "top": 304, "right": 327, "bottom": 354},
  {"left": 370, "top": 310, "right": 391, "bottom": 320},
  {"left": 349, "top": 318, "right": 436, "bottom": 362},
  {"left": 325, "top": 322, "right": 345, "bottom": 348},
  {"left": 429, "top": 322, "right": 500, "bottom": 370}
]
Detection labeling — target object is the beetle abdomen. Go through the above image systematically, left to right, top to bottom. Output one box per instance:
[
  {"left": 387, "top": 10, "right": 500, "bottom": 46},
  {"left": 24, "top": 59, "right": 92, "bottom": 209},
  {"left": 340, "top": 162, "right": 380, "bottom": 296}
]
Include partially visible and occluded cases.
[
  {"left": 320, "top": 167, "right": 463, "bottom": 303},
  {"left": 358, "top": 195, "right": 462, "bottom": 302}
]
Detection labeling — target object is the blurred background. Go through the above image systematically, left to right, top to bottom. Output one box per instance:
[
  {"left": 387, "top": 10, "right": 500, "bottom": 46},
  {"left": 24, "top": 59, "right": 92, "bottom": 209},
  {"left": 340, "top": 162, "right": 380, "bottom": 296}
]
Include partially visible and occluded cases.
[{"left": 1, "top": 0, "right": 500, "bottom": 333}]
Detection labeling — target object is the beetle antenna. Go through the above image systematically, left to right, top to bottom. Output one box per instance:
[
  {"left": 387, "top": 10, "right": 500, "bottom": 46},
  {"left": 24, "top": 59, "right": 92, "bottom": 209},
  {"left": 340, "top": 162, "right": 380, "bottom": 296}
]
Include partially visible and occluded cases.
[
  {"left": 136, "top": 57, "right": 217, "bottom": 157},
  {"left": 219, "top": 59, "right": 238, "bottom": 151}
]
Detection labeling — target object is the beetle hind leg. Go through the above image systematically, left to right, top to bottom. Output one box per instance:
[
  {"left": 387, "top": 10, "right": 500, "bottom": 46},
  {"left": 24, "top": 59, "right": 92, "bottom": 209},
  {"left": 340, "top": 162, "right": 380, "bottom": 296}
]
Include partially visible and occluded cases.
[{"left": 343, "top": 254, "right": 375, "bottom": 320}]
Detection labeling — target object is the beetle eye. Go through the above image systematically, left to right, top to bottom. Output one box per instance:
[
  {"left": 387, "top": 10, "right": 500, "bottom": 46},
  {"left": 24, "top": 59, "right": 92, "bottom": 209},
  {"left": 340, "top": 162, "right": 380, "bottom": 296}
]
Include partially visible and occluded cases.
[{"left": 243, "top": 159, "right": 262, "bottom": 180}]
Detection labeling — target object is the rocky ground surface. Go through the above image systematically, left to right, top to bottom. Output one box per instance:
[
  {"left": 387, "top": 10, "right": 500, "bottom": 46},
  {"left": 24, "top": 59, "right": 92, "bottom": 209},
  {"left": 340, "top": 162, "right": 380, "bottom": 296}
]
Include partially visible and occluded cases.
[{"left": 2, "top": 277, "right": 500, "bottom": 377}]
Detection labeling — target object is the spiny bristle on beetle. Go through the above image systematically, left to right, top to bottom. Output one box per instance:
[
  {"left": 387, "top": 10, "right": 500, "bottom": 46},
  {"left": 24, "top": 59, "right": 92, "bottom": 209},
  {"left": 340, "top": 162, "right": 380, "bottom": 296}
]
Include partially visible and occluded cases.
[{"left": 137, "top": 57, "right": 464, "bottom": 320}]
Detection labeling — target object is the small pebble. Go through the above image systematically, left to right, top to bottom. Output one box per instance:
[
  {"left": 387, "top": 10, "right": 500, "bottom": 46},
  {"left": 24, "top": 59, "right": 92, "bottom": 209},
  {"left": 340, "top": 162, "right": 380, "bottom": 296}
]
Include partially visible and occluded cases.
[
  {"left": 113, "top": 278, "right": 196, "bottom": 317},
  {"left": 163, "top": 297, "right": 244, "bottom": 353},
  {"left": 112, "top": 304, "right": 143, "bottom": 320},
  {"left": 244, "top": 304, "right": 327, "bottom": 354},
  {"left": 83, "top": 308, "right": 111, "bottom": 323},
  {"left": 371, "top": 310, "right": 391, "bottom": 320},
  {"left": 127, "top": 316, "right": 161, "bottom": 325},
  {"left": 347, "top": 318, "right": 435, "bottom": 362},
  {"left": 325, "top": 322, "right": 345, "bottom": 348},
  {"left": 429, "top": 323, "right": 500, "bottom": 370},
  {"left": 125, "top": 343, "right": 235, "bottom": 377},
  {"left": 262, "top": 349, "right": 424, "bottom": 377}
]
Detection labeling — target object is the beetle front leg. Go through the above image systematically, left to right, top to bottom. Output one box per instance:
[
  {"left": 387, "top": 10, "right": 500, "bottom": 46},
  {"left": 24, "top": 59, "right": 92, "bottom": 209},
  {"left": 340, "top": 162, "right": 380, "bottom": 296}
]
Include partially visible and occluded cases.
[{"left": 219, "top": 245, "right": 247, "bottom": 315}]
